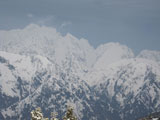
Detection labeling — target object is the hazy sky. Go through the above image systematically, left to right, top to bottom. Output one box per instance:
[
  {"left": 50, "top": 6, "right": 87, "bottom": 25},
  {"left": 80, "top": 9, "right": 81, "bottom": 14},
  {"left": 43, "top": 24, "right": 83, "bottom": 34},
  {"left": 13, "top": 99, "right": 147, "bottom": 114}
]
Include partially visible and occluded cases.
[{"left": 0, "top": 0, "right": 160, "bottom": 54}]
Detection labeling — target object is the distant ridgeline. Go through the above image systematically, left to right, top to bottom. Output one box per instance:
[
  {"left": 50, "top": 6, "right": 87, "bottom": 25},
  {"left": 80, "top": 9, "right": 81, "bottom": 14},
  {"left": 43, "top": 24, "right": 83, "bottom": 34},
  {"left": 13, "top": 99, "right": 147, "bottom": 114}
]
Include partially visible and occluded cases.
[{"left": 31, "top": 106, "right": 77, "bottom": 120}]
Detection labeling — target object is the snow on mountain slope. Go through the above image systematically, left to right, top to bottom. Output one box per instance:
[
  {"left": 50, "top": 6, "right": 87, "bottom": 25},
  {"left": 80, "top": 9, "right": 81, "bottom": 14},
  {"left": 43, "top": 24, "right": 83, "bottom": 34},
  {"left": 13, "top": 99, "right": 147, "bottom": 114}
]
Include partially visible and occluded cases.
[
  {"left": 0, "top": 50, "right": 55, "bottom": 82},
  {"left": 137, "top": 50, "right": 160, "bottom": 63},
  {"left": 0, "top": 51, "right": 97, "bottom": 120},
  {"left": 0, "top": 51, "right": 60, "bottom": 110},
  {"left": 87, "top": 58, "right": 160, "bottom": 86},
  {"left": 92, "top": 58, "right": 160, "bottom": 119},
  {"left": 93, "top": 58, "right": 160, "bottom": 97},
  {"left": 0, "top": 62, "right": 17, "bottom": 97},
  {"left": 1, "top": 72, "right": 96, "bottom": 120}
]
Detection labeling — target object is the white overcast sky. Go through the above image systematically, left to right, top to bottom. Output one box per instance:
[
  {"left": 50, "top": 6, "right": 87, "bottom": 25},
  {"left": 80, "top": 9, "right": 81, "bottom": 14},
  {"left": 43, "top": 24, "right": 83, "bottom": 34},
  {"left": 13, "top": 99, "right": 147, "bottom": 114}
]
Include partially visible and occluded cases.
[{"left": 0, "top": 0, "right": 160, "bottom": 54}]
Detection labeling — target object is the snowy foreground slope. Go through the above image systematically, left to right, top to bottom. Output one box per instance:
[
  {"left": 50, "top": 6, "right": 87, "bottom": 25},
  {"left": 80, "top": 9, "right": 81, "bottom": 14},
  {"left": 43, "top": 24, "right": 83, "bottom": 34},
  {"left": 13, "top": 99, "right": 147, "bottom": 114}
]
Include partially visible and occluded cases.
[{"left": 0, "top": 24, "right": 160, "bottom": 120}]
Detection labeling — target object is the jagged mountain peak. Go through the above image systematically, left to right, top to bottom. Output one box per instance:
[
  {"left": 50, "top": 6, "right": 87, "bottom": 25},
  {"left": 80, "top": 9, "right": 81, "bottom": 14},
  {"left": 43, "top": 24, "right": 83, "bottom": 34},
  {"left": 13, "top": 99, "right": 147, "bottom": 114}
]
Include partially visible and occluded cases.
[
  {"left": 0, "top": 24, "right": 136, "bottom": 69},
  {"left": 0, "top": 24, "right": 94, "bottom": 72}
]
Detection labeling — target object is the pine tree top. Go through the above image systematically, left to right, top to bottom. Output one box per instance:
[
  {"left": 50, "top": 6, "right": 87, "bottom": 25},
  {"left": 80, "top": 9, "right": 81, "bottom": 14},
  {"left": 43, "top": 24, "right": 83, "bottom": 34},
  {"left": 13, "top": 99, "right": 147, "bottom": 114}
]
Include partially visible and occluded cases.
[{"left": 31, "top": 106, "right": 77, "bottom": 120}]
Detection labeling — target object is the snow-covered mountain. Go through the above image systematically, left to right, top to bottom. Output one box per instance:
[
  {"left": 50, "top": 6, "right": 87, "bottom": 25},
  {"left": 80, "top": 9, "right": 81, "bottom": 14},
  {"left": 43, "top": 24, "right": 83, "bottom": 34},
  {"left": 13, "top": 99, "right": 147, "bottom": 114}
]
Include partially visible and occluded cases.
[
  {"left": 0, "top": 24, "right": 160, "bottom": 120},
  {"left": 0, "top": 51, "right": 97, "bottom": 120}
]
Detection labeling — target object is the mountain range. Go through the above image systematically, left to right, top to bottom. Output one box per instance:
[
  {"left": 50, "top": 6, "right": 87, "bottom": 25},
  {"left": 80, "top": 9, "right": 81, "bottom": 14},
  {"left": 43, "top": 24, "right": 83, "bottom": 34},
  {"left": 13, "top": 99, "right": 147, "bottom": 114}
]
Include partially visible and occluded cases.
[{"left": 0, "top": 24, "right": 160, "bottom": 120}]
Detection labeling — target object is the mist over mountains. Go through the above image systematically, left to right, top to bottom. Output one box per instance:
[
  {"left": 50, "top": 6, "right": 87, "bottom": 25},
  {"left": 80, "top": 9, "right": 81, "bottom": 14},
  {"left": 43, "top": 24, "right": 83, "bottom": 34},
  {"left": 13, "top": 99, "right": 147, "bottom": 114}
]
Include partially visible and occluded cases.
[{"left": 0, "top": 24, "right": 160, "bottom": 120}]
